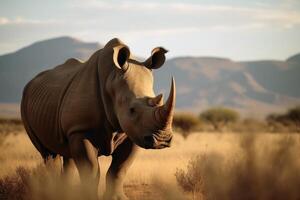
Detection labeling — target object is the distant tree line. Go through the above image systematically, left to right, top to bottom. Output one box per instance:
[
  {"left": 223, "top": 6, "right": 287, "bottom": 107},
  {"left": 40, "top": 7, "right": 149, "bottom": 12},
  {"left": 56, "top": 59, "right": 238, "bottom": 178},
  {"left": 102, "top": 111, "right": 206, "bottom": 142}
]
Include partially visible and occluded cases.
[
  {"left": 173, "top": 105, "right": 300, "bottom": 137},
  {"left": 0, "top": 117, "right": 24, "bottom": 135}
]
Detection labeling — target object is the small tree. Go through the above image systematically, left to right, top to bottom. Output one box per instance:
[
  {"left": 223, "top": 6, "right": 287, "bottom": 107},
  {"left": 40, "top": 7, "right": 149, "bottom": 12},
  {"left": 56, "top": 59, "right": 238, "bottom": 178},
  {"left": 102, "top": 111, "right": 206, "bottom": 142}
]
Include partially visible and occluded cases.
[
  {"left": 266, "top": 105, "right": 300, "bottom": 132},
  {"left": 286, "top": 106, "right": 300, "bottom": 124},
  {"left": 199, "top": 107, "right": 239, "bottom": 131},
  {"left": 173, "top": 112, "right": 200, "bottom": 138}
]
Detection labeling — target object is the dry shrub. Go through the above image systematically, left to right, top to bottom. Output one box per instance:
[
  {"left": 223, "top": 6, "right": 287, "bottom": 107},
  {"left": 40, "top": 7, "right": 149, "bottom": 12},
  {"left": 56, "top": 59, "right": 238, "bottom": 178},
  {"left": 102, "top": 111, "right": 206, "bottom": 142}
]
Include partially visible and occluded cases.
[
  {"left": 175, "top": 134, "right": 300, "bottom": 200},
  {"left": 175, "top": 153, "right": 226, "bottom": 200},
  {"left": 0, "top": 157, "right": 96, "bottom": 200},
  {"left": 0, "top": 167, "right": 29, "bottom": 200}
]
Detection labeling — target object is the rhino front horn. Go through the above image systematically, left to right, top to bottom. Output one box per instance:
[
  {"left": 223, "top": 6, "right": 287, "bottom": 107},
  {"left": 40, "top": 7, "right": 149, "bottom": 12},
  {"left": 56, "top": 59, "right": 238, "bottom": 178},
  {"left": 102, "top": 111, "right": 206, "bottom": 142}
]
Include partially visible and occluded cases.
[{"left": 156, "top": 77, "right": 176, "bottom": 128}]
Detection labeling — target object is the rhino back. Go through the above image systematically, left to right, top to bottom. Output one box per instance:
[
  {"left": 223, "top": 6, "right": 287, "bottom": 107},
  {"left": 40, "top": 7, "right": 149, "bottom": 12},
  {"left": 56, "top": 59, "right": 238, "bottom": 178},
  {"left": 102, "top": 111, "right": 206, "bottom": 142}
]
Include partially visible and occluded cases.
[
  {"left": 60, "top": 52, "right": 105, "bottom": 136},
  {"left": 22, "top": 58, "right": 82, "bottom": 154}
]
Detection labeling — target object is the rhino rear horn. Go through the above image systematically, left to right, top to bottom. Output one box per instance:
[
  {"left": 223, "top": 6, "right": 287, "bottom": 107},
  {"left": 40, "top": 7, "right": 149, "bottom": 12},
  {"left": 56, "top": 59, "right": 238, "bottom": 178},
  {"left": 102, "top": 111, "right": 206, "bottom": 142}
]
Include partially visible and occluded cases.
[
  {"left": 113, "top": 45, "right": 130, "bottom": 71},
  {"left": 144, "top": 47, "right": 168, "bottom": 69},
  {"left": 148, "top": 94, "right": 163, "bottom": 107}
]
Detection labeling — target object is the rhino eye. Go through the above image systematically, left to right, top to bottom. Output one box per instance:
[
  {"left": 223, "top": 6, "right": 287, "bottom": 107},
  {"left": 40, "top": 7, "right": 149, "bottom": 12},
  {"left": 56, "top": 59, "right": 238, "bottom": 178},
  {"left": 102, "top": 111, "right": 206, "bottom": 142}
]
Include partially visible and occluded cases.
[{"left": 129, "top": 107, "right": 135, "bottom": 114}]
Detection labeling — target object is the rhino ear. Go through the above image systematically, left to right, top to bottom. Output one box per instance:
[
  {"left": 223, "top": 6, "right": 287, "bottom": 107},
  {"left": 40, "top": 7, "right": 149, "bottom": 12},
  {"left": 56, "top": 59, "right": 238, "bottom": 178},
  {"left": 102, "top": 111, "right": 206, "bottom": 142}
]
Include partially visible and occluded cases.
[
  {"left": 113, "top": 45, "right": 130, "bottom": 71},
  {"left": 144, "top": 47, "right": 168, "bottom": 69}
]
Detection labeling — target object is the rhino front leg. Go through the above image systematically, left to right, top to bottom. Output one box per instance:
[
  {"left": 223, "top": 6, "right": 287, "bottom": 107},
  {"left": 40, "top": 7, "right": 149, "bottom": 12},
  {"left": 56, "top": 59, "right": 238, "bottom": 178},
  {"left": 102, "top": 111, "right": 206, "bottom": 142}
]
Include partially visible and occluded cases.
[
  {"left": 68, "top": 133, "right": 100, "bottom": 200},
  {"left": 104, "top": 138, "right": 138, "bottom": 200},
  {"left": 62, "top": 157, "right": 76, "bottom": 179}
]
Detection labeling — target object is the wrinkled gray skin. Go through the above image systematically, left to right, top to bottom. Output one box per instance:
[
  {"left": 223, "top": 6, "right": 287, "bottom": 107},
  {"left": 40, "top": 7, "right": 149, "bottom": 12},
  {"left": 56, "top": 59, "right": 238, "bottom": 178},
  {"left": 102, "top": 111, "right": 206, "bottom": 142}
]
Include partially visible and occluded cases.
[{"left": 21, "top": 38, "right": 176, "bottom": 200}]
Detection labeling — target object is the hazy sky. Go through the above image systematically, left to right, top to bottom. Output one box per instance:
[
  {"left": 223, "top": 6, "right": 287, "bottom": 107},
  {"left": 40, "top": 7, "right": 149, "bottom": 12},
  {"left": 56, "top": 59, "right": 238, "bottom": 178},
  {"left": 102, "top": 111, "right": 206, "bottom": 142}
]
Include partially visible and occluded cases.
[{"left": 1, "top": 0, "right": 300, "bottom": 60}]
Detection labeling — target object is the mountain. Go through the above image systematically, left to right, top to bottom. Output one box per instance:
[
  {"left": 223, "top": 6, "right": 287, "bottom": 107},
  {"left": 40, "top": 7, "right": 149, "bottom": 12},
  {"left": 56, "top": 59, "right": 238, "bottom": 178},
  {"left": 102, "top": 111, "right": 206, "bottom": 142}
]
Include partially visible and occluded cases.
[
  {"left": 0, "top": 36, "right": 102, "bottom": 102},
  {"left": 0, "top": 37, "right": 299, "bottom": 118},
  {"left": 287, "top": 53, "right": 300, "bottom": 63},
  {"left": 154, "top": 57, "right": 300, "bottom": 117}
]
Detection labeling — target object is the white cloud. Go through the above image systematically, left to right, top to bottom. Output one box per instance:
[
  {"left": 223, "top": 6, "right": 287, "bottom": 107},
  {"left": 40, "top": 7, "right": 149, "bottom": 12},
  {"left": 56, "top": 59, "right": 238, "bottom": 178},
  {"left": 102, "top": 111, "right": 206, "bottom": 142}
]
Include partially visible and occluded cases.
[
  {"left": 1, "top": 1, "right": 299, "bottom": 60},
  {"left": 71, "top": 1, "right": 159, "bottom": 11},
  {"left": 72, "top": 1, "right": 300, "bottom": 28},
  {"left": 73, "top": 1, "right": 253, "bottom": 12},
  {"left": 3, "top": 2, "right": 300, "bottom": 30},
  {"left": 255, "top": 11, "right": 300, "bottom": 28},
  {"left": 0, "top": 17, "right": 58, "bottom": 26},
  {"left": 0, "top": 17, "right": 9, "bottom": 25},
  {"left": 74, "top": 24, "right": 265, "bottom": 42}
]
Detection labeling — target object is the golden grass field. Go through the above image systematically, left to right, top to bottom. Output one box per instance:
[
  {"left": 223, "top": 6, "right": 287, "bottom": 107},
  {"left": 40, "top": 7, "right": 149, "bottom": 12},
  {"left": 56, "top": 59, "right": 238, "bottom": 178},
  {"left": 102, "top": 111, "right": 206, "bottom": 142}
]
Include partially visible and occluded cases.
[{"left": 1, "top": 129, "right": 300, "bottom": 200}]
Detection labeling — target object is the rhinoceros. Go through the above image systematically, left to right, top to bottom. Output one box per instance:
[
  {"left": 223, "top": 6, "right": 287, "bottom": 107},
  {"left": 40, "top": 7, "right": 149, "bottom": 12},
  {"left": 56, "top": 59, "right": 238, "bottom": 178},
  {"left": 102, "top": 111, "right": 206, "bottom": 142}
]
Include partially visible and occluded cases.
[{"left": 21, "top": 38, "right": 176, "bottom": 199}]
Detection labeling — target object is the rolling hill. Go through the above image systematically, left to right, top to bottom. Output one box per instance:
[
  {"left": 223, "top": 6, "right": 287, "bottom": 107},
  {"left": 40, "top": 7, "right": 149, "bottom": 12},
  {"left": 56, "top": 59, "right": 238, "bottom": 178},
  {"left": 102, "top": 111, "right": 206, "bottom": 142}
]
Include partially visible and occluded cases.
[
  {"left": 0, "top": 36, "right": 101, "bottom": 102},
  {"left": 0, "top": 37, "right": 299, "bottom": 118},
  {"left": 154, "top": 56, "right": 300, "bottom": 117}
]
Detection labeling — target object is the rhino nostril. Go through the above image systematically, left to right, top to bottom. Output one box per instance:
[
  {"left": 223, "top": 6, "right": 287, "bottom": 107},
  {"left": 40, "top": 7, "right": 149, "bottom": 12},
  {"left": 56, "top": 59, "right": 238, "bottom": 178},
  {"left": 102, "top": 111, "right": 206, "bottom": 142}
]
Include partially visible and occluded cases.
[
  {"left": 144, "top": 135, "right": 154, "bottom": 145},
  {"left": 166, "top": 135, "right": 173, "bottom": 143}
]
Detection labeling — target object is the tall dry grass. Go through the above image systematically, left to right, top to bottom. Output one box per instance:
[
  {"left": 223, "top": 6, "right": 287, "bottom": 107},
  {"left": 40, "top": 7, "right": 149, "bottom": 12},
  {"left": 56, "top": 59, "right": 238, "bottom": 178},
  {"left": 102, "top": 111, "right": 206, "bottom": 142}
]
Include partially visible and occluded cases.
[
  {"left": 0, "top": 117, "right": 24, "bottom": 135},
  {"left": 1, "top": 130, "right": 300, "bottom": 199},
  {"left": 175, "top": 134, "right": 300, "bottom": 200},
  {"left": 0, "top": 159, "right": 97, "bottom": 200}
]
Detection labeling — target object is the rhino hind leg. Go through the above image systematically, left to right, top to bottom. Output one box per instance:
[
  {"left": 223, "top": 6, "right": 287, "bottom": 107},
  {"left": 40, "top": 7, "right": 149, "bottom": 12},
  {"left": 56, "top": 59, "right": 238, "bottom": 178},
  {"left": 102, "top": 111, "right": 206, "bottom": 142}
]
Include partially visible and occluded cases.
[
  {"left": 21, "top": 93, "right": 56, "bottom": 162},
  {"left": 22, "top": 118, "right": 56, "bottom": 161},
  {"left": 68, "top": 133, "right": 100, "bottom": 199},
  {"left": 104, "top": 138, "right": 138, "bottom": 200}
]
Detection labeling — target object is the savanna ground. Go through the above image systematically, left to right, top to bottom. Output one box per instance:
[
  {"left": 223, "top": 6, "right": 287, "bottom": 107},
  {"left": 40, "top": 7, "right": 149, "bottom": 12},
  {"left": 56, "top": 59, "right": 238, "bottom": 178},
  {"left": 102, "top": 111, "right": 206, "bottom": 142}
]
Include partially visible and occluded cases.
[{"left": 1, "top": 122, "right": 300, "bottom": 200}]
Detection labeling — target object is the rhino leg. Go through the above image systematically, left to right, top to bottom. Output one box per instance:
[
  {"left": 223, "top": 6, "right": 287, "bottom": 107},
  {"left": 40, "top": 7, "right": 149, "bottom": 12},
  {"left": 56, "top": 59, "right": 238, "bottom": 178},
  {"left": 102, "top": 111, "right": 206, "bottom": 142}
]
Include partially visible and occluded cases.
[
  {"left": 68, "top": 133, "right": 100, "bottom": 199},
  {"left": 104, "top": 138, "right": 138, "bottom": 200},
  {"left": 62, "top": 157, "right": 76, "bottom": 179}
]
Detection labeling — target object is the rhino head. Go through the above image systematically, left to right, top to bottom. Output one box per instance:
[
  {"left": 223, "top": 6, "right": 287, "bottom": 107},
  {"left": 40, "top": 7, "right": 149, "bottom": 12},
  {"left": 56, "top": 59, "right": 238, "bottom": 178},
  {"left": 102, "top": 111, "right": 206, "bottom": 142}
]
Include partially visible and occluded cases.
[{"left": 100, "top": 38, "right": 176, "bottom": 149}]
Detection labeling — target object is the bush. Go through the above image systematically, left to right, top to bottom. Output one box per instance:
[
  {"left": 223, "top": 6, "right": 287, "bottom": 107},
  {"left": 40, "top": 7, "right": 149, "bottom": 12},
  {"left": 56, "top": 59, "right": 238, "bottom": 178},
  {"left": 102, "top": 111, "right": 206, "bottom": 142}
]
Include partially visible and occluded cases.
[
  {"left": 266, "top": 105, "right": 300, "bottom": 132},
  {"left": 287, "top": 105, "right": 300, "bottom": 122},
  {"left": 199, "top": 107, "right": 239, "bottom": 131},
  {"left": 173, "top": 113, "right": 200, "bottom": 138},
  {"left": 175, "top": 135, "right": 300, "bottom": 200},
  {"left": 175, "top": 155, "right": 207, "bottom": 199},
  {"left": 0, "top": 157, "right": 95, "bottom": 200},
  {"left": 0, "top": 167, "right": 29, "bottom": 200}
]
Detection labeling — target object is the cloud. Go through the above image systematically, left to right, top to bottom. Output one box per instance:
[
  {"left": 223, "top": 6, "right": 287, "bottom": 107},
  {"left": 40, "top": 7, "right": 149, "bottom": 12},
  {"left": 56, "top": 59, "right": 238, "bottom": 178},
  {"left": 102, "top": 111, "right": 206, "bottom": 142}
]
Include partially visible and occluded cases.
[
  {"left": 1, "top": 1, "right": 299, "bottom": 60},
  {"left": 71, "top": 1, "right": 300, "bottom": 28},
  {"left": 72, "top": 1, "right": 253, "bottom": 13},
  {"left": 72, "top": 1, "right": 166, "bottom": 11},
  {"left": 3, "top": 2, "right": 300, "bottom": 31},
  {"left": 255, "top": 11, "right": 300, "bottom": 28},
  {"left": 0, "top": 17, "right": 58, "bottom": 26},
  {"left": 74, "top": 23, "right": 266, "bottom": 42}
]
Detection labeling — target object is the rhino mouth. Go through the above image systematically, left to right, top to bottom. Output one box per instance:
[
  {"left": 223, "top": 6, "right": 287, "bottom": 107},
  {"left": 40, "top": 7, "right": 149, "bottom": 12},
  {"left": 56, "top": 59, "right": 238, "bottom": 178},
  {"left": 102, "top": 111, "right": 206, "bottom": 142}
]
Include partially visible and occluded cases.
[{"left": 142, "top": 130, "right": 173, "bottom": 149}]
